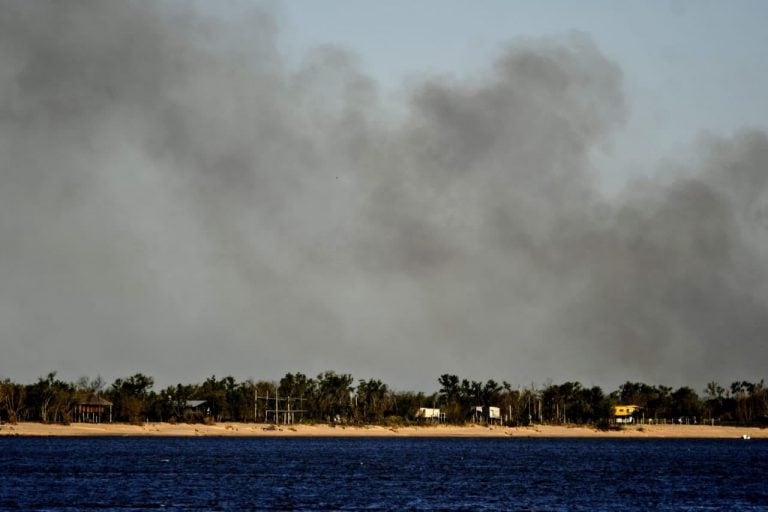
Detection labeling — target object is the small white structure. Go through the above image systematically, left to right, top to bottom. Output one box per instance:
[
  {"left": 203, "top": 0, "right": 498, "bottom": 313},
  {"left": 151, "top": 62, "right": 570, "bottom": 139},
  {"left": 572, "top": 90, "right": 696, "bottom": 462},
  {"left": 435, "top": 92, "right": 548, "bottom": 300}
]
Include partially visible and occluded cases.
[
  {"left": 470, "top": 406, "right": 502, "bottom": 425},
  {"left": 416, "top": 407, "right": 444, "bottom": 422}
]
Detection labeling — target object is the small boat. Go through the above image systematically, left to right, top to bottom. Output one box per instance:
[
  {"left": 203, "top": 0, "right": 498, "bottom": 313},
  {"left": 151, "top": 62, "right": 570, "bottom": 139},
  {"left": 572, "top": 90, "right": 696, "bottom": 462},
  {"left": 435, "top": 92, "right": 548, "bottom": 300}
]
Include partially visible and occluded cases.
[{"left": 741, "top": 434, "right": 751, "bottom": 440}]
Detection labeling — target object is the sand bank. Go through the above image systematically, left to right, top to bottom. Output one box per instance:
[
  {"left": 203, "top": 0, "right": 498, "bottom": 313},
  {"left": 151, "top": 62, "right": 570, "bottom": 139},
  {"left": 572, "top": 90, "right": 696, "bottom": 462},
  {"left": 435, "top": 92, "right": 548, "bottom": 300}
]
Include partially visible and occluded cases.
[{"left": 1, "top": 422, "right": 764, "bottom": 439}]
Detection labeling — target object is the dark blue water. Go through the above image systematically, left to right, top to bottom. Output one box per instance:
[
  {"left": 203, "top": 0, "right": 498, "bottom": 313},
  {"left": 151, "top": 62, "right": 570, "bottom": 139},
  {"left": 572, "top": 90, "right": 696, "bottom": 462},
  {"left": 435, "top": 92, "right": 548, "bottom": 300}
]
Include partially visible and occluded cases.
[{"left": 1, "top": 437, "right": 766, "bottom": 511}]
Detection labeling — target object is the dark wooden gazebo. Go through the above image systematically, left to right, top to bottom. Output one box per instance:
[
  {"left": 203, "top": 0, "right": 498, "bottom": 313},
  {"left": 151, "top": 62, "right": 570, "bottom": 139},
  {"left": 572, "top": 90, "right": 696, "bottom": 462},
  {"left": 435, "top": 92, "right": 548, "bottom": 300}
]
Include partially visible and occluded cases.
[{"left": 73, "top": 396, "right": 113, "bottom": 423}]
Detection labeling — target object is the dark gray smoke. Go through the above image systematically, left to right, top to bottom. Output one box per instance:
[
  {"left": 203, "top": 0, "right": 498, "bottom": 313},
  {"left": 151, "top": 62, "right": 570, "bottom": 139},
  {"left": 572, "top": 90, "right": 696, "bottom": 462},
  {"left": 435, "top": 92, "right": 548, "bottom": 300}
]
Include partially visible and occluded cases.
[{"left": 1, "top": 2, "right": 766, "bottom": 391}]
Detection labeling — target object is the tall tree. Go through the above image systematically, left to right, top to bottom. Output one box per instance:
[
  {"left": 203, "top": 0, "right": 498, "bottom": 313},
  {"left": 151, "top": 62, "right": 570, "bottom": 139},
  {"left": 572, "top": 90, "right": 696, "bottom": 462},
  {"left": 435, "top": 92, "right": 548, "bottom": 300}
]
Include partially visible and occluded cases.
[
  {"left": 316, "top": 371, "right": 354, "bottom": 422},
  {"left": 109, "top": 373, "right": 154, "bottom": 424},
  {"left": 438, "top": 374, "right": 460, "bottom": 405},
  {"left": 0, "top": 379, "right": 26, "bottom": 423},
  {"left": 670, "top": 386, "right": 704, "bottom": 421}
]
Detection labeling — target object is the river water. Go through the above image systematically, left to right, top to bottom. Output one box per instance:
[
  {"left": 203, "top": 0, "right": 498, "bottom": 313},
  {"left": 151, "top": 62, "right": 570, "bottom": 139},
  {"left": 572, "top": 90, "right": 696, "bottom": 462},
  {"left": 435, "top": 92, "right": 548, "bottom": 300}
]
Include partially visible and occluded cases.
[{"left": 1, "top": 437, "right": 765, "bottom": 510}]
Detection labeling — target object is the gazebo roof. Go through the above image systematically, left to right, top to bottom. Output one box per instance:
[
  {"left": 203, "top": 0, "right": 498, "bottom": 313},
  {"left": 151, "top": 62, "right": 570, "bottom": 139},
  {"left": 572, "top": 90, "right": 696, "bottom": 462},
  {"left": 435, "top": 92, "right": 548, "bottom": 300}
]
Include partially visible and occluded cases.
[{"left": 77, "top": 396, "right": 113, "bottom": 406}]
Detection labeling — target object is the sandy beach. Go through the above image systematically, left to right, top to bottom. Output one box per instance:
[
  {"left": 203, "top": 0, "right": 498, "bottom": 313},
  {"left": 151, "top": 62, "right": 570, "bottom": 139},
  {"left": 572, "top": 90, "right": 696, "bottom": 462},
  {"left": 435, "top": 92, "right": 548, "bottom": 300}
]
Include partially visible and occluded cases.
[{"left": 1, "top": 422, "right": 764, "bottom": 438}]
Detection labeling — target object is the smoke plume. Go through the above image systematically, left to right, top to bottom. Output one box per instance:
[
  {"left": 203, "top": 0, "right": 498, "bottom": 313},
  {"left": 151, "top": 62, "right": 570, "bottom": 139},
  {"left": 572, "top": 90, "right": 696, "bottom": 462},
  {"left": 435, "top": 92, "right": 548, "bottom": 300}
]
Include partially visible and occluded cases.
[{"left": 1, "top": 2, "right": 766, "bottom": 390}]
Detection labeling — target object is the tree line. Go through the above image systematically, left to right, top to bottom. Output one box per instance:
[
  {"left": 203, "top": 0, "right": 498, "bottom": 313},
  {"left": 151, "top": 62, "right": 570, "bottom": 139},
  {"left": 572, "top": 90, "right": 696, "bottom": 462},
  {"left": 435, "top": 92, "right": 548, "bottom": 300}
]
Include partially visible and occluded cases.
[{"left": 1, "top": 371, "right": 766, "bottom": 426}]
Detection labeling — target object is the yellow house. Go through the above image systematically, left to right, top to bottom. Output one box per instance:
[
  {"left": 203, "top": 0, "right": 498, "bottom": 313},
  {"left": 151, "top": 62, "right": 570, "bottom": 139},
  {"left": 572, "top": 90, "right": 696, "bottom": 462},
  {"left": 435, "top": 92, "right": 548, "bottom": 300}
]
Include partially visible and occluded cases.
[{"left": 611, "top": 405, "right": 640, "bottom": 424}]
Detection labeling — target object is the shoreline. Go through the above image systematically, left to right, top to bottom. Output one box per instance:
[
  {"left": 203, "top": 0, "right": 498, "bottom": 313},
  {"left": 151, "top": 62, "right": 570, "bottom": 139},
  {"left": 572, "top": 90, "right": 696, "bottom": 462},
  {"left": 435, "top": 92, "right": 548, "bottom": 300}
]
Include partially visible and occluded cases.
[{"left": 1, "top": 422, "right": 764, "bottom": 439}]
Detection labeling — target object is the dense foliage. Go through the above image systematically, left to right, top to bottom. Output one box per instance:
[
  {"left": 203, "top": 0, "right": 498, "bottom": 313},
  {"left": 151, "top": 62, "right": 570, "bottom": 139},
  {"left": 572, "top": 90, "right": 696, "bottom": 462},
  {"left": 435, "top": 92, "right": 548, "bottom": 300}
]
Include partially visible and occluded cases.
[{"left": 1, "top": 371, "right": 766, "bottom": 426}]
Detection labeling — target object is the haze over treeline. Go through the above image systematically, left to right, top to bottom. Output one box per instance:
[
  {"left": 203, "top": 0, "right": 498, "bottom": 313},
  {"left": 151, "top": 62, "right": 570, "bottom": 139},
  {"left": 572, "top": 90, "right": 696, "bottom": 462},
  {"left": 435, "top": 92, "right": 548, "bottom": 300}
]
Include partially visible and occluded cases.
[{"left": 1, "top": 2, "right": 767, "bottom": 391}]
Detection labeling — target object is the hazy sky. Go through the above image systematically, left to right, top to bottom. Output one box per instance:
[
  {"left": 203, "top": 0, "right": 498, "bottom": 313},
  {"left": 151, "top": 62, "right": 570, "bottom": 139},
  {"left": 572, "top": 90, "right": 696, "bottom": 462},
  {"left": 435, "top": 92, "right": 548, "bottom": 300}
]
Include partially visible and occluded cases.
[
  {"left": 1, "top": 1, "right": 767, "bottom": 392},
  {"left": 277, "top": 1, "right": 768, "bottom": 189}
]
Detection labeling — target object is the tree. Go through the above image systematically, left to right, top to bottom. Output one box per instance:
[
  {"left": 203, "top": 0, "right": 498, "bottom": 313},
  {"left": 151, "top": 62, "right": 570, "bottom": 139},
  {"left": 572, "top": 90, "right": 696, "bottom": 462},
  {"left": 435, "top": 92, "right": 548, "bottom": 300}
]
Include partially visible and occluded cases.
[
  {"left": 316, "top": 371, "right": 354, "bottom": 422},
  {"left": 25, "top": 372, "right": 74, "bottom": 424},
  {"left": 279, "top": 372, "right": 313, "bottom": 412},
  {"left": 109, "top": 373, "right": 154, "bottom": 424},
  {"left": 437, "top": 374, "right": 465, "bottom": 422},
  {"left": 438, "top": 374, "right": 460, "bottom": 405},
  {"left": 75, "top": 375, "right": 105, "bottom": 395},
  {"left": 195, "top": 376, "right": 228, "bottom": 421},
  {"left": 226, "top": 378, "right": 256, "bottom": 422},
  {"left": 0, "top": 379, "right": 26, "bottom": 423},
  {"left": 356, "top": 379, "right": 392, "bottom": 423},
  {"left": 460, "top": 379, "right": 483, "bottom": 407},
  {"left": 481, "top": 380, "right": 502, "bottom": 407},
  {"left": 725, "top": 380, "right": 768, "bottom": 423},
  {"left": 703, "top": 381, "right": 726, "bottom": 420},
  {"left": 704, "top": 381, "right": 725, "bottom": 400},
  {"left": 499, "top": 382, "right": 526, "bottom": 426},
  {"left": 159, "top": 383, "right": 196, "bottom": 421},
  {"left": 584, "top": 385, "right": 610, "bottom": 423},
  {"left": 670, "top": 386, "right": 703, "bottom": 421},
  {"left": 391, "top": 391, "right": 431, "bottom": 420}
]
